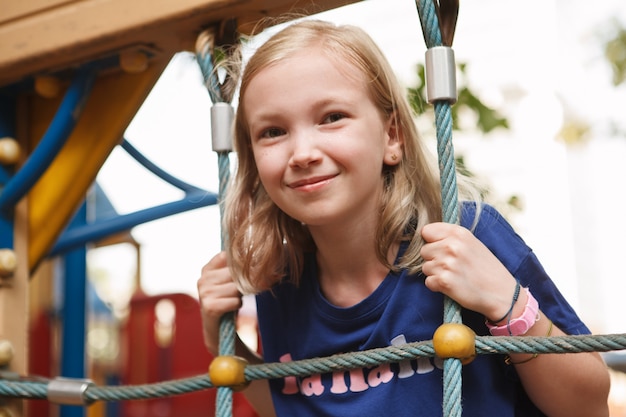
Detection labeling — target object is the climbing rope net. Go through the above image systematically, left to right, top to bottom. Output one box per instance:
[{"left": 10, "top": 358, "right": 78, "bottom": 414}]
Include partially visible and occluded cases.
[{"left": 2, "top": 1, "right": 626, "bottom": 417}]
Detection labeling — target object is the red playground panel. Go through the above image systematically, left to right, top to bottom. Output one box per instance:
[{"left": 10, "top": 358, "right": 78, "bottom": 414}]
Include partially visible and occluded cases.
[{"left": 121, "top": 292, "right": 257, "bottom": 417}]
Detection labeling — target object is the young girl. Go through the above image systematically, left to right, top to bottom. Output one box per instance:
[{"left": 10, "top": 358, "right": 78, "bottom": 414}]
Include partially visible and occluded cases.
[{"left": 197, "top": 19, "right": 610, "bottom": 417}]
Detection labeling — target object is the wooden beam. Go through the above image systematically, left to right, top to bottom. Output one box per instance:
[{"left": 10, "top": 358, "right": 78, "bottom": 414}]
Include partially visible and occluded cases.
[{"left": 0, "top": 0, "right": 358, "bottom": 87}]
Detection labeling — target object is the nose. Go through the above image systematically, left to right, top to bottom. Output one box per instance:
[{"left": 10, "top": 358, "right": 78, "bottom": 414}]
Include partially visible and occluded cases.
[{"left": 289, "top": 129, "right": 322, "bottom": 168}]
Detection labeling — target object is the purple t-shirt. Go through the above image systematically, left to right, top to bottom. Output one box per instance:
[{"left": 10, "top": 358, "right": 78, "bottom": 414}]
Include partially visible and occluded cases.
[{"left": 256, "top": 203, "right": 589, "bottom": 416}]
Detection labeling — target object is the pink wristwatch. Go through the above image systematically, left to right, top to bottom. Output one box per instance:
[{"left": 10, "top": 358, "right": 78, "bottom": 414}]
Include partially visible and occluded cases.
[{"left": 486, "top": 288, "right": 539, "bottom": 336}]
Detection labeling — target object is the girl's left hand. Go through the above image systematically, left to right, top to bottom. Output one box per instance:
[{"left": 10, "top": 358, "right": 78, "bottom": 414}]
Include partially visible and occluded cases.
[{"left": 420, "top": 222, "right": 520, "bottom": 322}]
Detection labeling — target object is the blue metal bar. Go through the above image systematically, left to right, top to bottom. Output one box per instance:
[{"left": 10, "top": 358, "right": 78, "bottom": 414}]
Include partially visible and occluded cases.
[
  {"left": 0, "top": 67, "right": 96, "bottom": 212},
  {"left": 120, "top": 139, "right": 204, "bottom": 193},
  {"left": 0, "top": 166, "right": 10, "bottom": 185},
  {"left": 49, "top": 189, "right": 218, "bottom": 256},
  {"left": 60, "top": 201, "right": 88, "bottom": 417},
  {"left": 0, "top": 218, "right": 13, "bottom": 248}
]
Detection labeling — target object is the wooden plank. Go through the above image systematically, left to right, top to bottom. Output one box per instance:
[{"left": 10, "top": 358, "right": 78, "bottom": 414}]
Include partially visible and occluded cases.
[
  {"left": 0, "top": 0, "right": 357, "bottom": 87},
  {"left": 0, "top": 0, "right": 79, "bottom": 25}
]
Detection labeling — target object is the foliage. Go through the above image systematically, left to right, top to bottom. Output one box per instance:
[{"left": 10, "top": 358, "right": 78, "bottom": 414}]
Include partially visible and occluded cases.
[
  {"left": 558, "top": 18, "right": 626, "bottom": 142},
  {"left": 604, "top": 23, "right": 626, "bottom": 87},
  {"left": 405, "top": 62, "right": 519, "bottom": 213},
  {"left": 407, "top": 63, "right": 509, "bottom": 133}
]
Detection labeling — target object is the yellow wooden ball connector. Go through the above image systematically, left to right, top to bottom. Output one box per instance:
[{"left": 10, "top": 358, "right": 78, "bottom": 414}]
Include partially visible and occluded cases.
[
  {"left": 119, "top": 51, "right": 149, "bottom": 74},
  {"left": 34, "top": 75, "right": 62, "bottom": 99},
  {"left": 0, "top": 138, "right": 20, "bottom": 165},
  {"left": 0, "top": 249, "right": 17, "bottom": 278},
  {"left": 432, "top": 323, "right": 477, "bottom": 365},
  {"left": 0, "top": 339, "right": 14, "bottom": 366},
  {"left": 208, "top": 355, "right": 250, "bottom": 391},
  {"left": 0, "top": 407, "right": 15, "bottom": 417}
]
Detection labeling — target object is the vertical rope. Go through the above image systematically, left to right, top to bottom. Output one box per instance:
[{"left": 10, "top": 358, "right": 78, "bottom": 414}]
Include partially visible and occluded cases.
[
  {"left": 415, "top": 1, "right": 463, "bottom": 416},
  {"left": 196, "top": 28, "right": 235, "bottom": 417},
  {"left": 216, "top": 152, "right": 235, "bottom": 417}
]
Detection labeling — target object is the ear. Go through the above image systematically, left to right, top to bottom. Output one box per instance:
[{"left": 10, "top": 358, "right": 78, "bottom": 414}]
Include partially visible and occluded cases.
[{"left": 383, "top": 112, "right": 404, "bottom": 166}]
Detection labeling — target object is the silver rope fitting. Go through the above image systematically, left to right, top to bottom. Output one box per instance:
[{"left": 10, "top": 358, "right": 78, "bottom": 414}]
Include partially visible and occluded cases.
[
  {"left": 425, "top": 46, "right": 457, "bottom": 104},
  {"left": 211, "top": 102, "right": 234, "bottom": 152},
  {"left": 47, "top": 377, "right": 94, "bottom": 406}
]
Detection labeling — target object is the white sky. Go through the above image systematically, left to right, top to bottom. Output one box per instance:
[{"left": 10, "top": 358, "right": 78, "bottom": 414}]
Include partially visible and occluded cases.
[{"left": 92, "top": 0, "right": 626, "bottom": 334}]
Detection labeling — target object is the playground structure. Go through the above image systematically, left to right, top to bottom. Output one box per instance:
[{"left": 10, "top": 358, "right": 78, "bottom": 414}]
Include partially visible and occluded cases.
[
  {"left": 0, "top": 1, "right": 356, "bottom": 417},
  {"left": 3, "top": 1, "right": 626, "bottom": 417}
]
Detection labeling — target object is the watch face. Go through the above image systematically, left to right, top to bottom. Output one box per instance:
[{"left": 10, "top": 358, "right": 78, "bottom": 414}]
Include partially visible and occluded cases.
[{"left": 509, "top": 318, "right": 530, "bottom": 336}]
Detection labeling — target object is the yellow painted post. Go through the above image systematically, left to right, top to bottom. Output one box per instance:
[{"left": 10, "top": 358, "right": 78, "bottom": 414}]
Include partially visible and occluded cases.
[{"left": 26, "top": 57, "right": 170, "bottom": 271}]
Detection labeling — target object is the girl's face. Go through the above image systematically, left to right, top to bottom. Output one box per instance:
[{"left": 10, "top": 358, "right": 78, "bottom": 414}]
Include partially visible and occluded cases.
[{"left": 244, "top": 47, "right": 403, "bottom": 230}]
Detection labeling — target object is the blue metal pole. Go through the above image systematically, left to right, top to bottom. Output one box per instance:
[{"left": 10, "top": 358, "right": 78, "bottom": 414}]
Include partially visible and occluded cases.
[
  {"left": 0, "top": 68, "right": 95, "bottom": 212},
  {"left": 120, "top": 139, "right": 204, "bottom": 193},
  {"left": 48, "top": 140, "right": 218, "bottom": 258},
  {"left": 50, "top": 189, "right": 217, "bottom": 256},
  {"left": 60, "top": 201, "right": 88, "bottom": 417}
]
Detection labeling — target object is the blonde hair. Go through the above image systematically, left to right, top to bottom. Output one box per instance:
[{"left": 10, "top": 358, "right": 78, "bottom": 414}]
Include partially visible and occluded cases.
[{"left": 224, "top": 19, "right": 473, "bottom": 294}]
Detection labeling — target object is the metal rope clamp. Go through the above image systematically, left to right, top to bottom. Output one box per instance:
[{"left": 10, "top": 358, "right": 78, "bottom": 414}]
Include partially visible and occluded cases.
[
  {"left": 425, "top": 46, "right": 457, "bottom": 104},
  {"left": 211, "top": 102, "right": 234, "bottom": 152},
  {"left": 47, "top": 377, "right": 94, "bottom": 406}
]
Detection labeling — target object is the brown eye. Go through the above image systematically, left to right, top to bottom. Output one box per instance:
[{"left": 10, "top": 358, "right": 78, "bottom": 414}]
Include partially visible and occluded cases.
[
  {"left": 322, "top": 113, "right": 346, "bottom": 124},
  {"left": 260, "top": 127, "right": 285, "bottom": 139}
]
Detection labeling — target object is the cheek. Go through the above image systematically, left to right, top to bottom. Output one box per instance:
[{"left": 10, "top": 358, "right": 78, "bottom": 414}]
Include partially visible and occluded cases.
[
  {"left": 335, "top": 141, "right": 385, "bottom": 171},
  {"left": 253, "top": 149, "right": 283, "bottom": 186}
]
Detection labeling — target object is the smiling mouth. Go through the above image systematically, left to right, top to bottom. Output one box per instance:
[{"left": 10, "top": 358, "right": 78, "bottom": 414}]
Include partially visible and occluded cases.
[{"left": 287, "top": 175, "right": 337, "bottom": 189}]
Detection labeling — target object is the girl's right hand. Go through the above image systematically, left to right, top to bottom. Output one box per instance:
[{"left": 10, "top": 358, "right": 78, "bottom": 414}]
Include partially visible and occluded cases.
[
  {"left": 197, "top": 251, "right": 243, "bottom": 356},
  {"left": 198, "top": 255, "right": 277, "bottom": 417}
]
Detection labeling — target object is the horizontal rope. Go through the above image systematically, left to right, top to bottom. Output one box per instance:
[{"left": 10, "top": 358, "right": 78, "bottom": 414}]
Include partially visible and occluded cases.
[{"left": 1, "top": 333, "right": 625, "bottom": 403}]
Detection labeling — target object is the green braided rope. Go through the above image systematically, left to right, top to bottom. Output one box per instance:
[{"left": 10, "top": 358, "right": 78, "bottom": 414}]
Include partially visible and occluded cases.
[
  {"left": 415, "top": 1, "right": 462, "bottom": 416},
  {"left": 196, "top": 33, "right": 235, "bottom": 417},
  {"left": 196, "top": 39, "right": 223, "bottom": 104},
  {"left": 434, "top": 101, "right": 460, "bottom": 228},
  {"left": 216, "top": 150, "right": 234, "bottom": 417},
  {"left": 2, "top": 334, "right": 625, "bottom": 402},
  {"left": 87, "top": 376, "right": 213, "bottom": 402},
  {"left": 0, "top": 380, "right": 48, "bottom": 399}
]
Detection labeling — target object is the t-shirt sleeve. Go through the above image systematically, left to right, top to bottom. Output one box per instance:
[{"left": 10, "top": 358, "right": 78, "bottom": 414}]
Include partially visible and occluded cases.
[{"left": 462, "top": 202, "right": 590, "bottom": 336}]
